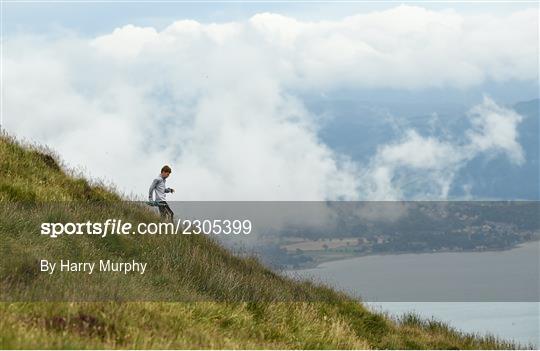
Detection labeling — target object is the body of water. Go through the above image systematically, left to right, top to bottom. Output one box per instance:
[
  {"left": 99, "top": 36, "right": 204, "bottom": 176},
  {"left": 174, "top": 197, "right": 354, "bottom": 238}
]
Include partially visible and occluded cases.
[{"left": 288, "top": 241, "right": 540, "bottom": 347}]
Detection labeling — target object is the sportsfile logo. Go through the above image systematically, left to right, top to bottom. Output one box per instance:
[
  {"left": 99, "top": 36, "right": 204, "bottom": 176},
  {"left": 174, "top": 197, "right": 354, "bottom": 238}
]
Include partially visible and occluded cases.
[
  {"left": 40, "top": 219, "right": 253, "bottom": 238},
  {"left": 41, "top": 219, "right": 133, "bottom": 238}
]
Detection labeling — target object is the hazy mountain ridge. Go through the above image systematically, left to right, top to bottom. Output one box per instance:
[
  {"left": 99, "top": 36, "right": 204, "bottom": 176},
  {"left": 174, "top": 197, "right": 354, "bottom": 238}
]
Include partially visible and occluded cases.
[{"left": 316, "top": 98, "right": 539, "bottom": 199}]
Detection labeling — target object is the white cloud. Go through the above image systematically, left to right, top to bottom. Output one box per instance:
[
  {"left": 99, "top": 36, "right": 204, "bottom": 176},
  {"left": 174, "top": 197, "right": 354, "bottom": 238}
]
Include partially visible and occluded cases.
[
  {"left": 4, "top": 6, "right": 534, "bottom": 200},
  {"left": 90, "top": 24, "right": 159, "bottom": 59},
  {"left": 466, "top": 96, "right": 525, "bottom": 165},
  {"left": 359, "top": 97, "right": 525, "bottom": 200}
]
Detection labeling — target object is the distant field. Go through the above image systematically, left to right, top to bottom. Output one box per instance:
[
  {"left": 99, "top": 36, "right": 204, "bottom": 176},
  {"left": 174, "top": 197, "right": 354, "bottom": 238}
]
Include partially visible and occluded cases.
[{"left": 282, "top": 238, "right": 359, "bottom": 252}]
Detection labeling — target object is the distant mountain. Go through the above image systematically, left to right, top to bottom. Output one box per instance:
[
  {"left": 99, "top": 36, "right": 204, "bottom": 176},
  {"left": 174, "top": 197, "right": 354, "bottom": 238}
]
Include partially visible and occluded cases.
[{"left": 317, "top": 98, "right": 539, "bottom": 200}]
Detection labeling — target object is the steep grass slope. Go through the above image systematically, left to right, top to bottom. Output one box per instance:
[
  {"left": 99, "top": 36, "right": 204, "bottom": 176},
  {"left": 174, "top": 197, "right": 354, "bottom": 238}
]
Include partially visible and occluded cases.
[{"left": 0, "top": 133, "right": 523, "bottom": 349}]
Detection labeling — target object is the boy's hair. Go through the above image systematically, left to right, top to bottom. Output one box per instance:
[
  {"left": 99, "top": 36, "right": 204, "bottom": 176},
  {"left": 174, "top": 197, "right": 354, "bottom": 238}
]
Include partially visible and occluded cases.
[{"left": 161, "top": 165, "right": 172, "bottom": 173}]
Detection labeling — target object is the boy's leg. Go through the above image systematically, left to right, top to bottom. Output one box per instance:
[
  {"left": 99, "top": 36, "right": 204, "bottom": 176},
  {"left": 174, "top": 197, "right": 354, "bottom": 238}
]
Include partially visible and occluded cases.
[
  {"left": 158, "top": 201, "right": 174, "bottom": 222},
  {"left": 157, "top": 203, "right": 168, "bottom": 220},
  {"left": 164, "top": 203, "right": 174, "bottom": 222}
]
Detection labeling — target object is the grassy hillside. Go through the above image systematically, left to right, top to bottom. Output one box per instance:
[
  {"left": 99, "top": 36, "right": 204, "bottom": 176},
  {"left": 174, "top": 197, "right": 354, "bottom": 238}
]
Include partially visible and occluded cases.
[{"left": 0, "top": 133, "right": 524, "bottom": 349}]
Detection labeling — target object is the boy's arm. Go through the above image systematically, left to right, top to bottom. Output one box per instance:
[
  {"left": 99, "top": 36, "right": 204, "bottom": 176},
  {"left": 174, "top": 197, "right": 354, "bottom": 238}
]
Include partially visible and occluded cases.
[
  {"left": 148, "top": 179, "right": 158, "bottom": 200},
  {"left": 165, "top": 187, "right": 174, "bottom": 193}
]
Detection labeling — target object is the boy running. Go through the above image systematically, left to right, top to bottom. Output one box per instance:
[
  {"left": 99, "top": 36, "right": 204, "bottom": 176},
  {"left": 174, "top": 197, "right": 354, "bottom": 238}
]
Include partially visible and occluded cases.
[{"left": 148, "top": 165, "right": 175, "bottom": 222}]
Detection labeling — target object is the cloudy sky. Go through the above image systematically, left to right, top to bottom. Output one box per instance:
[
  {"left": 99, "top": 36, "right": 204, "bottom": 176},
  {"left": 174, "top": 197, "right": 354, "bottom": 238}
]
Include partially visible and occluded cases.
[{"left": 2, "top": 2, "right": 538, "bottom": 200}]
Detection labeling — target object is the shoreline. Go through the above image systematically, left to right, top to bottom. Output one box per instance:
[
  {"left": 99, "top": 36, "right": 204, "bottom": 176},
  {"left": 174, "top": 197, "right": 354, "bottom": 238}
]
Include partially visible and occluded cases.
[{"left": 284, "top": 239, "right": 539, "bottom": 271}]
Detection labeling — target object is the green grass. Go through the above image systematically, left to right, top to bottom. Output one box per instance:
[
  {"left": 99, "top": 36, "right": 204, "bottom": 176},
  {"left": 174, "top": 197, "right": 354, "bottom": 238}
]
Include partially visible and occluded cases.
[{"left": 0, "top": 133, "right": 529, "bottom": 349}]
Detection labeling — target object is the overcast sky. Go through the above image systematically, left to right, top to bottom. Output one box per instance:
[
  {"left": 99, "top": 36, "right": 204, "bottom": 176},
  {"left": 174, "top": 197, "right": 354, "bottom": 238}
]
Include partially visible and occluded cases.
[{"left": 2, "top": 2, "right": 538, "bottom": 200}]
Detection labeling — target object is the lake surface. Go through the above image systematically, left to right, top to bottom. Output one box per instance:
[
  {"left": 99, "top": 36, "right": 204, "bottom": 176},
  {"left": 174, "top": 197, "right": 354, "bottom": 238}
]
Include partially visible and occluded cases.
[{"left": 287, "top": 241, "right": 540, "bottom": 347}]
